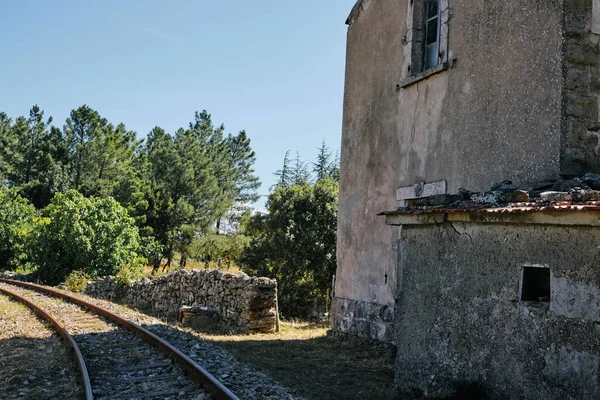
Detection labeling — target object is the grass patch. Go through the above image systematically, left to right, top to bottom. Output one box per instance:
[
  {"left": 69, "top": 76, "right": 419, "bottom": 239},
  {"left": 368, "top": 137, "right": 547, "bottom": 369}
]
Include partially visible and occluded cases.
[{"left": 199, "top": 321, "right": 398, "bottom": 400}]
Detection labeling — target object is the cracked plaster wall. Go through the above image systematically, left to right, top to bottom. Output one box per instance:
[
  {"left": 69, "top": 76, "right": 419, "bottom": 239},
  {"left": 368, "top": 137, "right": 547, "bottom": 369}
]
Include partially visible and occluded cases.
[{"left": 395, "top": 222, "right": 600, "bottom": 398}]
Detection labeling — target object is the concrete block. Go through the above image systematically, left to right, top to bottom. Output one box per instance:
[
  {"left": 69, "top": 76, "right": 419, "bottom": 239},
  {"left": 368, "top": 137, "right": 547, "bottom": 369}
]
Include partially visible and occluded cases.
[
  {"left": 396, "top": 180, "right": 447, "bottom": 200},
  {"left": 541, "top": 191, "right": 569, "bottom": 202}
]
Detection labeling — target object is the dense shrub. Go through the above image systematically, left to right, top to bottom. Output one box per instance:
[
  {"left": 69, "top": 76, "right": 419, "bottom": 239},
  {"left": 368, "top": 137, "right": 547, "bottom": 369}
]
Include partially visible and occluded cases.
[
  {"left": 0, "top": 188, "right": 38, "bottom": 272},
  {"left": 34, "top": 190, "right": 144, "bottom": 284}
]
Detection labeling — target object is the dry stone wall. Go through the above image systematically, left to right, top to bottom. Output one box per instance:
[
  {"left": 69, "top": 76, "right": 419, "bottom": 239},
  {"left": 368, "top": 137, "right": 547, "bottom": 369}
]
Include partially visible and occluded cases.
[{"left": 84, "top": 269, "right": 278, "bottom": 333}]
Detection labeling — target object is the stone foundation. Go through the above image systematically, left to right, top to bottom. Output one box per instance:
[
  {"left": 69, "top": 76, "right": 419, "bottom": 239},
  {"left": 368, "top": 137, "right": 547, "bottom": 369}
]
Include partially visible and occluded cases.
[
  {"left": 85, "top": 269, "right": 278, "bottom": 333},
  {"left": 330, "top": 297, "right": 394, "bottom": 343}
]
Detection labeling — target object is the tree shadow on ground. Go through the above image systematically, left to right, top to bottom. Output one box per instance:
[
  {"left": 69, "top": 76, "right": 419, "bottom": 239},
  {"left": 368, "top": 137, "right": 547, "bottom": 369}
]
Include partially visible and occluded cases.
[{"left": 173, "top": 323, "right": 399, "bottom": 400}]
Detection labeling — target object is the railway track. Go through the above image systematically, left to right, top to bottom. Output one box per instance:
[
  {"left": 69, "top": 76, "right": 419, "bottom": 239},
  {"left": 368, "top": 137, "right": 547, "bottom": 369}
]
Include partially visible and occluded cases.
[{"left": 0, "top": 279, "right": 239, "bottom": 400}]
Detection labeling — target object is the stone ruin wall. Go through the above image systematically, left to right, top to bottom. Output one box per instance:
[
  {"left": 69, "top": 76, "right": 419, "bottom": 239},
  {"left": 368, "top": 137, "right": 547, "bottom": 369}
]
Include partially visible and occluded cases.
[{"left": 84, "top": 269, "right": 278, "bottom": 333}]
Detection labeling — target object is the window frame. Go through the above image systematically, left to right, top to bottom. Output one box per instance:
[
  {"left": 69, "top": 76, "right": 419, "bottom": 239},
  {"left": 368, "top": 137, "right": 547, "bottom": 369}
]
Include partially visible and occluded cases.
[{"left": 400, "top": 0, "right": 450, "bottom": 88}]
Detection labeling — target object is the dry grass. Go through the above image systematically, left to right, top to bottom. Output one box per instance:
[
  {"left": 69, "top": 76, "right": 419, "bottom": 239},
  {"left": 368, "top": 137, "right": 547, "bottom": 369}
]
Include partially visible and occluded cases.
[
  {"left": 141, "top": 257, "right": 241, "bottom": 278},
  {"left": 0, "top": 294, "right": 83, "bottom": 399},
  {"left": 198, "top": 321, "right": 399, "bottom": 400}
]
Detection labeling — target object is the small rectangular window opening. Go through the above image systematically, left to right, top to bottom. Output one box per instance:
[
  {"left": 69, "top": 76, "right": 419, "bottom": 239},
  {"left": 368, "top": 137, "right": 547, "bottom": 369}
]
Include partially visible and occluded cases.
[{"left": 520, "top": 266, "right": 551, "bottom": 302}]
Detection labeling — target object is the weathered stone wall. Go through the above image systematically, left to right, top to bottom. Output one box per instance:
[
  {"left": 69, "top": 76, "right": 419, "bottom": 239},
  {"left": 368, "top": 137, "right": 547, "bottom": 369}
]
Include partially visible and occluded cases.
[
  {"left": 562, "top": 0, "right": 600, "bottom": 175},
  {"left": 392, "top": 221, "right": 600, "bottom": 399},
  {"left": 85, "top": 269, "right": 278, "bottom": 333},
  {"left": 330, "top": 297, "right": 394, "bottom": 343}
]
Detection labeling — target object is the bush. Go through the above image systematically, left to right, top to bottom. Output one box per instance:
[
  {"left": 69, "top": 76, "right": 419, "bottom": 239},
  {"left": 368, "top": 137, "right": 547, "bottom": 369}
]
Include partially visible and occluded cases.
[
  {"left": 0, "top": 188, "right": 38, "bottom": 272},
  {"left": 34, "top": 190, "right": 144, "bottom": 285},
  {"left": 115, "top": 263, "right": 143, "bottom": 287},
  {"left": 64, "top": 270, "right": 92, "bottom": 292}
]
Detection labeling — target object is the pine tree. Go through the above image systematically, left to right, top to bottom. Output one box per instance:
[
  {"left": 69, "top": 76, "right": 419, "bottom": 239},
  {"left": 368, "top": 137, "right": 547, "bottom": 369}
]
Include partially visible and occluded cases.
[
  {"left": 63, "top": 105, "right": 105, "bottom": 192},
  {"left": 8, "top": 106, "right": 68, "bottom": 207},
  {"left": 0, "top": 113, "right": 15, "bottom": 185},
  {"left": 228, "top": 130, "right": 260, "bottom": 203},
  {"left": 313, "top": 140, "right": 332, "bottom": 181},
  {"left": 274, "top": 150, "right": 292, "bottom": 188},
  {"left": 291, "top": 151, "right": 310, "bottom": 185}
]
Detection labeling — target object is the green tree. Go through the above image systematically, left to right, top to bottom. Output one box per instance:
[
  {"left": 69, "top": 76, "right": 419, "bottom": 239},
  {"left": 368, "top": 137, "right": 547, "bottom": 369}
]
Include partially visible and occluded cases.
[
  {"left": 63, "top": 105, "right": 141, "bottom": 198},
  {"left": 63, "top": 105, "right": 105, "bottom": 192},
  {"left": 6, "top": 106, "right": 69, "bottom": 208},
  {"left": 188, "top": 111, "right": 260, "bottom": 233},
  {"left": 0, "top": 112, "right": 15, "bottom": 184},
  {"left": 144, "top": 112, "right": 260, "bottom": 271},
  {"left": 88, "top": 122, "right": 141, "bottom": 197},
  {"left": 145, "top": 124, "right": 221, "bottom": 270},
  {"left": 225, "top": 130, "right": 261, "bottom": 203},
  {"left": 313, "top": 140, "right": 332, "bottom": 181},
  {"left": 313, "top": 140, "right": 340, "bottom": 182},
  {"left": 274, "top": 150, "right": 292, "bottom": 188},
  {"left": 329, "top": 150, "right": 340, "bottom": 182},
  {"left": 291, "top": 151, "right": 311, "bottom": 185},
  {"left": 111, "top": 153, "right": 152, "bottom": 230},
  {"left": 242, "top": 177, "right": 338, "bottom": 318},
  {"left": 0, "top": 188, "right": 39, "bottom": 271},
  {"left": 34, "top": 190, "right": 144, "bottom": 285},
  {"left": 191, "top": 209, "right": 253, "bottom": 268},
  {"left": 191, "top": 231, "right": 250, "bottom": 269}
]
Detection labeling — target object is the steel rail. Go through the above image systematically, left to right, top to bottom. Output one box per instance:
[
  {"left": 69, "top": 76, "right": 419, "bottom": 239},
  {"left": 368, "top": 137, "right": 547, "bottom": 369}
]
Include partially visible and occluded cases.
[
  {"left": 0, "top": 278, "right": 240, "bottom": 400},
  {"left": 0, "top": 284, "right": 94, "bottom": 400}
]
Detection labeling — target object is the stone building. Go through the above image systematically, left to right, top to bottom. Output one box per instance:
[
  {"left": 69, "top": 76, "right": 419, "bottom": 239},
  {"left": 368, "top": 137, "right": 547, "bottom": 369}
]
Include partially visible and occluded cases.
[
  {"left": 332, "top": 0, "right": 600, "bottom": 397},
  {"left": 382, "top": 199, "right": 600, "bottom": 399}
]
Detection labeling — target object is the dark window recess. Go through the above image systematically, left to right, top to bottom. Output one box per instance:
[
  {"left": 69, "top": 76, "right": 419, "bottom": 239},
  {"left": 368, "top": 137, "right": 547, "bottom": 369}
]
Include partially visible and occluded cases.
[{"left": 521, "top": 267, "right": 551, "bottom": 302}]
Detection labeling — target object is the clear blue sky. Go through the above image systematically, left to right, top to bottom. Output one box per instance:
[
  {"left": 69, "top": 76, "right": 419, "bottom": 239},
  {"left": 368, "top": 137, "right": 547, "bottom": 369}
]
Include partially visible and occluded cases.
[{"left": 0, "top": 1, "right": 351, "bottom": 207}]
